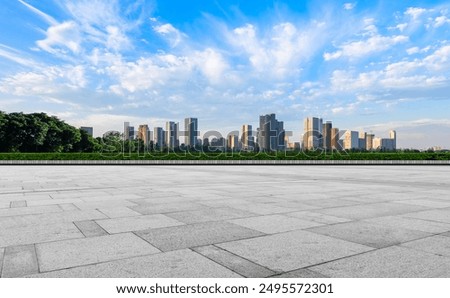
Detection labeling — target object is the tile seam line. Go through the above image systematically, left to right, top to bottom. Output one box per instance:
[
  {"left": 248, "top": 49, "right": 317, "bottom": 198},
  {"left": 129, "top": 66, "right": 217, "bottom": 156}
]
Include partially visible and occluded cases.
[{"left": 188, "top": 248, "right": 247, "bottom": 278}]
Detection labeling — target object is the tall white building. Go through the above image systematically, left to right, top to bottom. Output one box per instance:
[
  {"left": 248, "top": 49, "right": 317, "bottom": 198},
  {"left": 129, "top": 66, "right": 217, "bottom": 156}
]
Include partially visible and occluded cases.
[
  {"left": 303, "top": 117, "right": 323, "bottom": 150},
  {"left": 184, "top": 118, "right": 198, "bottom": 147},
  {"left": 165, "top": 121, "right": 179, "bottom": 149},
  {"left": 241, "top": 124, "right": 254, "bottom": 151},
  {"left": 343, "top": 130, "right": 360, "bottom": 150}
]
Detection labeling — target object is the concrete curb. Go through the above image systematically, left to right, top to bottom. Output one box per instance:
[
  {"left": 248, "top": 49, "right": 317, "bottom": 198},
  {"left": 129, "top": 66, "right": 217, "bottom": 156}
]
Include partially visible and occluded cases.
[{"left": 0, "top": 160, "right": 449, "bottom": 165}]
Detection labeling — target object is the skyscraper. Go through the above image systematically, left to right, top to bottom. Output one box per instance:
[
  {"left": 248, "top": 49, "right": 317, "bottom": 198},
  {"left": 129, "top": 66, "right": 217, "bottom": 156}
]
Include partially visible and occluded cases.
[
  {"left": 258, "top": 114, "right": 285, "bottom": 152},
  {"left": 303, "top": 117, "right": 323, "bottom": 150},
  {"left": 184, "top": 118, "right": 198, "bottom": 148},
  {"left": 165, "top": 121, "right": 179, "bottom": 150},
  {"left": 322, "top": 121, "right": 332, "bottom": 150},
  {"left": 124, "top": 122, "right": 130, "bottom": 141},
  {"left": 241, "top": 124, "right": 253, "bottom": 151},
  {"left": 137, "top": 125, "right": 150, "bottom": 145},
  {"left": 80, "top": 126, "right": 93, "bottom": 137},
  {"left": 153, "top": 127, "right": 165, "bottom": 150},
  {"left": 331, "top": 127, "right": 341, "bottom": 150},
  {"left": 343, "top": 130, "right": 360, "bottom": 150},
  {"left": 389, "top": 130, "right": 397, "bottom": 150},
  {"left": 359, "top": 131, "right": 367, "bottom": 150},
  {"left": 227, "top": 133, "right": 239, "bottom": 151},
  {"left": 366, "top": 134, "right": 375, "bottom": 150}
]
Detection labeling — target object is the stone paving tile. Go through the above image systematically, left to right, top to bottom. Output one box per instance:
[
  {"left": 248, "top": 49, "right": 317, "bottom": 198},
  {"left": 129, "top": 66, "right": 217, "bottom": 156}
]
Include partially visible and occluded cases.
[
  {"left": 26, "top": 198, "right": 84, "bottom": 207},
  {"left": 301, "top": 198, "right": 362, "bottom": 208},
  {"left": 393, "top": 199, "right": 450, "bottom": 209},
  {"left": 10, "top": 200, "right": 27, "bottom": 208},
  {"left": 74, "top": 200, "right": 137, "bottom": 210},
  {"left": 0, "top": 201, "right": 10, "bottom": 209},
  {"left": 270, "top": 201, "right": 320, "bottom": 211},
  {"left": 129, "top": 202, "right": 207, "bottom": 215},
  {"left": 314, "top": 202, "right": 430, "bottom": 220},
  {"left": 58, "top": 203, "right": 80, "bottom": 211},
  {"left": 226, "top": 203, "right": 293, "bottom": 215},
  {"left": 0, "top": 205, "right": 62, "bottom": 218},
  {"left": 97, "top": 206, "right": 141, "bottom": 218},
  {"left": 165, "top": 207, "right": 257, "bottom": 224},
  {"left": 405, "top": 208, "right": 450, "bottom": 224},
  {"left": 0, "top": 209, "right": 107, "bottom": 229},
  {"left": 285, "top": 211, "right": 352, "bottom": 224},
  {"left": 96, "top": 214, "right": 185, "bottom": 234},
  {"left": 228, "top": 214, "right": 323, "bottom": 234},
  {"left": 363, "top": 215, "right": 450, "bottom": 234},
  {"left": 74, "top": 220, "right": 109, "bottom": 237},
  {"left": 135, "top": 221, "right": 265, "bottom": 252},
  {"left": 307, "top": 221, "right": 431, "bottom": 249},
  {"left": 0, "top": 222, "right": 83, "bottom": 247},
  {"left": 217, "top": 230, "right": 373, "bottom": 272},
  {"left": 442, "top": 232, "right": 450, "bottom": 237},
  {"left": 36, "top": 233, "right": 160, "bottom": 272},
  {"left": 401, "top": 235, "right": 450, "bottom": 257},
  {"left": 1, "top": 245, "right": 39, "bottom": 278},
  {"left": 192, "top": 245, "right": 276, "bottom": 277},
  {"left": 309, "top": 246, "right": 450, "bottom": 277},
  {"left": 0, "top": 247, "right": 4, "bottom": 276},
  {"left": 27, "top": 249, "right": 240, "bottom": 278},
  {"left": 273, "top": 269, "right": 328, "bottom": 278}
]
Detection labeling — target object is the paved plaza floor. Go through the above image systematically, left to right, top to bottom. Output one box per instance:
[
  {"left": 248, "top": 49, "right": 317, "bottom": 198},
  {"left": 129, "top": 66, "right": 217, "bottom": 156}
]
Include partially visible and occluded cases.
[{"left": 0, "top": 165, "right": 449, "bottom": 278}]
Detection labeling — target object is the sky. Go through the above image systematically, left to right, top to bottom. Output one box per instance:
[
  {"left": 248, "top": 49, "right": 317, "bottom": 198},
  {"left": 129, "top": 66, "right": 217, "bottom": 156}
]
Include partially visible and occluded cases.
[{"left": 0, "top": 0, "right": 450, "bottom": 149}]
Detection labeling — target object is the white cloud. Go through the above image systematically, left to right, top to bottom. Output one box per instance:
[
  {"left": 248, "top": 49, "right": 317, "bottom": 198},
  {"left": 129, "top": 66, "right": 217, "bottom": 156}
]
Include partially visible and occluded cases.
[
  {"left": 18, "top": 0, "right": 58, "bottom": 25},
  {"left": 343, "top": 3, "right": 356, "bottom": 10},
  {"left": 405, "top": 7, "right": 428, "bottom": 20},
  {"left": 434, "top": 15, "right": 450, "bottom": 27},
  {"left": 36, "top": 21, "right": 81, "bottom": 54},
  {"left": 153, "top": 23, "right": 183, "bottom": 47},
  {"left": 396, "top": 23, "right": 408, "bottom": 32},
  {"left": 325, "top": 35, "right": 408, "bottom": 60},
  {"left": 0, "top": 44, "right": 39, "bottom": 67}
]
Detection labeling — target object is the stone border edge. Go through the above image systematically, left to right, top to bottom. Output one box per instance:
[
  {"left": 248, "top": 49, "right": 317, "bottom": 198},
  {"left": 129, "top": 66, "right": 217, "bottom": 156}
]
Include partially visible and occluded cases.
[{"left": 0, "top": 160, "right": 449, "bottom": 165}]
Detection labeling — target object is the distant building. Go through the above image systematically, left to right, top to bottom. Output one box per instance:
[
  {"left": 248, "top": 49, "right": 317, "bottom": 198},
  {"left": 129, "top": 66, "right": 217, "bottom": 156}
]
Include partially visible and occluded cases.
[
  {"left": 258, "top": 114, "right": 285, "bottom": 152},
  {"left": 303, "top": 117, "right": 323, "bottom": 150},
  {"left": 184, "top": 118, "right": 198, "bottom": 148},
  {"left": 165, "top": 121, "right": 179, "bottom": 149},
  {"left": 322, "top": 121, "right": 332, "bottom": 150},
  {"left": 124, "top": 122, "right": 130, "bottom": 141},
  {"left": 241, "top": 124, "right": 254, "bottom": 151},
  {"left": 137, "top": 125, "right": 150, "bottom": 145},
  {"left": 80, "top": 126, "right": 93, "bottom": 137},
  {"left": 153, "top": 127, "right": 165, "bottom": 149},
  {"left": 331, "top": 127, "right": 341, "bottom": 150},
  {"left": 343, "top": 130, "right": 360, "bottom": 150},
  {"left": 372, "top": 130, "right": 396, "bottom": 151},
  {"left": 389, "top": 130, "right": 397, "bottom": 150},
  {"left": 359, "top": 131, "right": 367, "bottom": 150},
  {"left": 227, "top": 133, "right": 239, "bottom": 151},
  {"left": 366, "top": 134, "right": 375, "bottom": 150}
]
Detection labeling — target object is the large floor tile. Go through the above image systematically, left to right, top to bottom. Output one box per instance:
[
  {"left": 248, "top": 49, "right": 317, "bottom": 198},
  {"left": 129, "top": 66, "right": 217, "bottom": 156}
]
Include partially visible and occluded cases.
[
  {"left": 165, "top": 207, "right": 257, "bottom": 224},
  {"left": 96, "top": 214, "right": 184, "bottom": 233},
  {"left": 228, "top": 214, "right": 323, "bottom": 234},
  {"left": 135, "top": 221, "right": 264, "bottom": 251},
  {"left": 307, "top": 221, "right": 431, "bottom": 248},
  {"left": 217, "top": 230, "right": 373, "bottom": 272},
  {"left": 36, "top": 233, "right": 160, "bottom": 272},
  {"left": 401, "top": 235, "right": 450, "bottom": 257},
  {"left": 1, "top": 245, "right": 39, "bottom": 278},
  {"left": 309, "top": 246, "right": 450, "bottom": 277},
  {"left": 27, "top": 249, "right": 240, "bottom": 278}
]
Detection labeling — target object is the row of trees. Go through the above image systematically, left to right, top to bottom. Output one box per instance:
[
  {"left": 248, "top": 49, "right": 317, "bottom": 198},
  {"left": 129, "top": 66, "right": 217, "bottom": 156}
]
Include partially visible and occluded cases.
[{"left": 0, "top": 111, "right": 101, "bottom": 152}]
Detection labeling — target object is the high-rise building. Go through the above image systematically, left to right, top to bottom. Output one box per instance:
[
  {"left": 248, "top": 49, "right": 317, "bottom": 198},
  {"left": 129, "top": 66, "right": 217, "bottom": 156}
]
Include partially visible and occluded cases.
[
  {"left": 258, "top": 114, "right": 285, "bottom": 152},
  {"left": 303, "top": 117, "right": 323, "bottom": 150},
  {"left": 184, "top": 118, "right": 198, "bottom": 148},
  {"left": 165, "top": 121, "right": 179, "bottom": 149},
  {"left": 322, "top": 121, "right": 332, "bottom": 150},
  {"left": 124, "top": 122, "right": 130, "bottom": 141},
  {"left": 241, "top": 124, "right": 254, "bottom": 151},
  {"left": 137, "top": 125, "right": 150, "bottom": 145},
  {"left": 80, "top": 126, "right": 93, "bottom": 137},
  {"left": 153, "top": 127, "right": 165, "bottom": 149},
  {"left": 331, "top": 127, "right": 341, "bottom": 150},
  {"left": 343, "top": 130, "right": 360, "bottom": 150},
  {"left": 389, "top": 130, "right": 397, "bottom": 150},
  {"left": 359, "top": 131, "right": 367, "bottom": 150},
  {"left": 227, "top": 133, "right": 239, "bottom": 151},
  {"left": 366, "top": 134, "right": 375, "bottom": 150}
]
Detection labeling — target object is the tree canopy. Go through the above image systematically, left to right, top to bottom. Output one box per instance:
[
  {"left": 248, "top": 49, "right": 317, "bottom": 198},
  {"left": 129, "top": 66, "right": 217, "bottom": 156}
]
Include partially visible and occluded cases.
[{"left": 0, "top": 111, "right": 100, "bottom": 153}]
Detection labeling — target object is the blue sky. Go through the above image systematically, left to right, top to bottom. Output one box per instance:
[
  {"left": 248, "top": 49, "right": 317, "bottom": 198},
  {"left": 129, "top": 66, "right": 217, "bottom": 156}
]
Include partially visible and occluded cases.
[{"left": 1, "top": 0, "right": 450, "bottom": 148}]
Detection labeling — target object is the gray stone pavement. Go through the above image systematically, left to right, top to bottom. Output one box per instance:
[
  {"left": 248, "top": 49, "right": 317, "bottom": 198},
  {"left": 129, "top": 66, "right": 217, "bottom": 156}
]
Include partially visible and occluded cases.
[{"left": 0, "top": 165, "right": 449, "bottom": 278}]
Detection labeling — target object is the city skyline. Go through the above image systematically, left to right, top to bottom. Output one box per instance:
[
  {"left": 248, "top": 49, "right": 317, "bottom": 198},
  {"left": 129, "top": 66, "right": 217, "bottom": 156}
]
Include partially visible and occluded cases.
[{"left": 1, "top": 0, "right": 450, "bottom": 149}]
